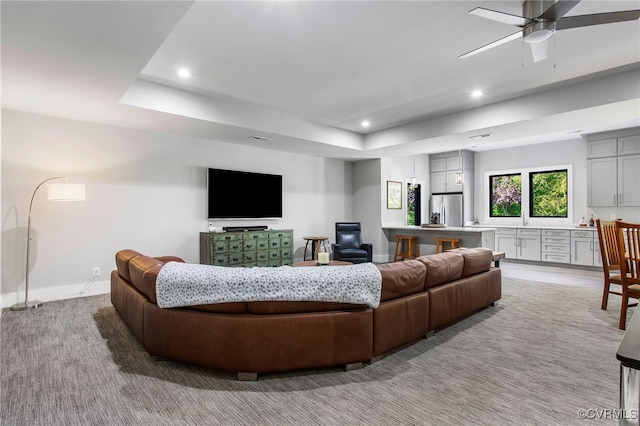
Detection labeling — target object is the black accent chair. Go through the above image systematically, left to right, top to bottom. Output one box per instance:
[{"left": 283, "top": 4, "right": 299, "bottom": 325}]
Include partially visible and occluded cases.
[{"left": 332, "top": 222, "right": 373, "bottom": 264}]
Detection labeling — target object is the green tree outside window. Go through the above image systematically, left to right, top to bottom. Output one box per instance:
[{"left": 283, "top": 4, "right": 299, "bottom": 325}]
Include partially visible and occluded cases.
[
  {"left": 530, "top": 170, "right": 568, "bottom": 217},
  {"left": 490, "top": 174, "right": 522, "bottom": 217}
]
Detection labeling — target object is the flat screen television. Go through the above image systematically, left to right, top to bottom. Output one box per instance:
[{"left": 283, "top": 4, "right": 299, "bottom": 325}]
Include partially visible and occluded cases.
[{"left": 207, "top": 168, "right": 283, "bottom": 219}]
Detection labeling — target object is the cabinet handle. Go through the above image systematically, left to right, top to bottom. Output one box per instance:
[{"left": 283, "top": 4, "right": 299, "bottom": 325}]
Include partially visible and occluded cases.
[
  {"left": 619, "top": 194, "right": 623, "bottom": 205},
  {"left": 590, "top": 241, "right": 593, "bottom": 251}
]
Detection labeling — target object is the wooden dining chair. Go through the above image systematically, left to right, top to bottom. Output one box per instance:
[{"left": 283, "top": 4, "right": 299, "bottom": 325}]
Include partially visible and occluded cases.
[
  {"left": 596, "top": 219, "right": 623, "bottom": 310},
  {"left": 614, "top": 220, "right": 640, "bottom": 330}
]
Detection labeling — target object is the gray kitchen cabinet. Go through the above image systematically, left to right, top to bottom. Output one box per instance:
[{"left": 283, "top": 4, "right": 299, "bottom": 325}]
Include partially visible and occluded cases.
[{"left": 587, "top": 132, "right": 640, "bottom": 207}]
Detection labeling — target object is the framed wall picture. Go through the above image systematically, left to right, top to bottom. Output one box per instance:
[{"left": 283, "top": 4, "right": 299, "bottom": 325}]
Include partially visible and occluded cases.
[{"left": 387, "top": 180, "right": 402, "bottom": 209}]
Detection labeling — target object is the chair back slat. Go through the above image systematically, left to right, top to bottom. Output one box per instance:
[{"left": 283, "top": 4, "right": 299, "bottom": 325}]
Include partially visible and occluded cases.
[
  {"left": 596, "top": 219, "right": 620, "bottom": 272},
  {"left": 606, "top": 220, "right": 640, "bottom": 329},
  {"left": 616, "top": 221, "right": 640, "bottom": 283}
]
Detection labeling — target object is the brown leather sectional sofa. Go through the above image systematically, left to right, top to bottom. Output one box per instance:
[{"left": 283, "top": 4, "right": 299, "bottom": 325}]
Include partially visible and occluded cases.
[{"left": 111, "top": 247, "right": 501, "bottom": 380}]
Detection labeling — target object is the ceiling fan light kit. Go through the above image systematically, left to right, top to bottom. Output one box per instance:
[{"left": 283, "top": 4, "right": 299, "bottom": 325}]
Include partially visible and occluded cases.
[
  {"left": 460, "top": 0, "right": 640, "bottom": 61},
  {"left": 523, "top": 20, "right": 555, "bottom": 43}
]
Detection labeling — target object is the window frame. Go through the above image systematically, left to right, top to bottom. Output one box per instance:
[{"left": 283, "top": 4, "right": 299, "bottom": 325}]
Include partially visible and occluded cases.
[
  {"left": 484, "top": 164, "right": 573, "bottom": 226},
  {"left": 529, "top": 169, "right": 569, "bottom": 218},
  {"left": 489, "top": 172, "right": 522, "bottom": 218}
]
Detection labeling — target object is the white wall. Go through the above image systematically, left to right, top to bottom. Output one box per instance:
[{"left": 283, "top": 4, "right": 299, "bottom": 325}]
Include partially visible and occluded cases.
[
  {"left": 0, "top": 107, "right": 3, "bottom": 313},
  {"left": 1, "top": 110, "right": 354, "bottom": 307},
  {"left": 474, "top": 137, "right": 640, "bottom": 226},
  {"left": 380, "top": 155, "right": 428, "bottom": 228},
  {"left": 352, "top": 159, "right": 385, "bottom": 262}
]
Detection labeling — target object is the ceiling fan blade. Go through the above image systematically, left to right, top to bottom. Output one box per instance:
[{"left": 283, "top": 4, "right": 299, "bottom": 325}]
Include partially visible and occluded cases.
[
  {"left": 539, "top": 0, "right": 581, "bottom": 21},
  {"left": 469, "top": 7, "right": 533, "bottom": 27},
  {"left": 556, "top": 10, "right": 640, "bottom": 30},
  {"left": 459, "top": 31, "right": 522, "bottom": 59},
  {"left": 530, "top": 39, "right": 549, "bottom": 63}
]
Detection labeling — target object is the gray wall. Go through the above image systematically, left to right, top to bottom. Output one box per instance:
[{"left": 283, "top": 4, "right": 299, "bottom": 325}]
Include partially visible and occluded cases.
[
  {"left": 3, "top": 108, "right": 635, "bottom": 307},
  {"left": 1, "top": 109, "right": 354, "bottom": 306},
  {"left": 474, "top": 137, "right": 640, "bottom": 225},
  {"left": 353, "top": 159, "right": 384, "bottom": 262}
]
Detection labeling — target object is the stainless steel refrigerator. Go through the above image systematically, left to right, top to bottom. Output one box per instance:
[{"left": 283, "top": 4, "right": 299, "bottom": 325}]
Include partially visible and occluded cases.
[{"left": 429, "top": 192, "right": 463, "bottom": 227}]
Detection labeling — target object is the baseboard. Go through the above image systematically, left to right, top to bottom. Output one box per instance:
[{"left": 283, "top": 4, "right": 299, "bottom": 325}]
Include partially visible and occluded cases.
[
  {"left": 373, "top": 254, "right": 390, "bottom": 264},
  {"left": 1, "top": 280, "right": 111, "bottom": 309}
]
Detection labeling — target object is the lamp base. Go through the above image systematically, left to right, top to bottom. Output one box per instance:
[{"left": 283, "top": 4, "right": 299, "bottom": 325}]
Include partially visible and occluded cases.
[{"left": 10, "top": 300, "right": 44, "bottom": 311}]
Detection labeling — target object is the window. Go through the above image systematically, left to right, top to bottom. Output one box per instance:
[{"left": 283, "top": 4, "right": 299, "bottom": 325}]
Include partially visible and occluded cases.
[
  {"left": 485, "top": 165, "right": 572, "bottom": 224},
  {"left": 530, "top": 169, "right": 568, "bottom": 217},
  {"left": 490, "top": 173, "right": 522, "bottom": 217}
]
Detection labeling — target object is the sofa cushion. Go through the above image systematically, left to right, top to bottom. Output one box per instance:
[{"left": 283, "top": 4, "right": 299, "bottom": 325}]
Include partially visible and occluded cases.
[
  {"left": 460, "top": 247, "right": 492, "bottom": 278},
  {"left": 337, "top": 248, "right": 368, "bottom": 259},
  {"left": 115, "top": 249, "right": 142, "bottom": 282},
  {"left": 115, "top": 250, "right": 184, "bottom": 284},
  {"left": 416, "top": 252, "right": 464, "bottom": 289},
  {"left": 128, "top": 255, "right": 164, "bottom": 302},
  {"left": 377, "top": 260, "right": 427, "bottom": 302}
]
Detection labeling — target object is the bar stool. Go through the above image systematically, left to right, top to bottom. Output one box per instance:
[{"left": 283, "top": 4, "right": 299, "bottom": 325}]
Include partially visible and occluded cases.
[
  {"left": 393, "top": 235, "right": 419, "bottom": 262},
  {"left": 434, "top": 237, "right": 460, "bottom": 254}
]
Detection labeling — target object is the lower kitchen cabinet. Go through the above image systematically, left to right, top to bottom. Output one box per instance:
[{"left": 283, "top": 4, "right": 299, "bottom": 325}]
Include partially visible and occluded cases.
[
  {"left": 493, "top": 227, "right": 600, "bottom": 267},
  {"left": 494, "top": 228, "right": 540, "bottom": 261},
  {"left": 517, "top": 228, "right": 541, "bottom": 261},
  {"left": 541, "top": 229, "right": 570, "bottom": 264},
  {"left": 571, "top": 229, "right": 601, "bottom": 267}
]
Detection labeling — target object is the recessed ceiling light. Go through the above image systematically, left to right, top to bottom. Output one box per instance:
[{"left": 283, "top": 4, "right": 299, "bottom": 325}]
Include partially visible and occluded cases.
[
  {"left": 178, "top": 68, "right": 191, "bottom": 78},
  {"left": 471, "top": 90, "right": 483, "bottom": 98},
  {"left": 361, "top": 120, "right": 370, "bottom": 128}
]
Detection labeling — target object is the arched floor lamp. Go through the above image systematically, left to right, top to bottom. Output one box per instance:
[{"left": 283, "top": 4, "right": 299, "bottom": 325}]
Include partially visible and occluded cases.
[{"left": 10, "top": 177, "right": 85, "bottom": 311}]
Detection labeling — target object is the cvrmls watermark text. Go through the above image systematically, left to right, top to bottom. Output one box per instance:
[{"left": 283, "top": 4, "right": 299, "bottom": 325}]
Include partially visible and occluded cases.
[{"left": 577, "top": 408, "right": 638, "bottom": 420}]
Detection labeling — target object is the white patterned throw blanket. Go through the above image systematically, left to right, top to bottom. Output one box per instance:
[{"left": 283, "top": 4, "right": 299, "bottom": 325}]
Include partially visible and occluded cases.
[{"left": 156, "top": 262, "right": 382, "bottom": 309}]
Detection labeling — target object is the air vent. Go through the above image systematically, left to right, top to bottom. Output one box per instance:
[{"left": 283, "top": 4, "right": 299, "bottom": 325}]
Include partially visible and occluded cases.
[
  {"left": 469, "top": 133, "right": 492, "bottom": 139},
  {"left": 249, "top": 135, "right": 272, "bottom": 141}
]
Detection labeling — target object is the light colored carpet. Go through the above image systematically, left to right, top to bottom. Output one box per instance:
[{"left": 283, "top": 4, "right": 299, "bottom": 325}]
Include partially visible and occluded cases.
[{"left": 0, "top": 275, "right": 629, "bottom": 425}]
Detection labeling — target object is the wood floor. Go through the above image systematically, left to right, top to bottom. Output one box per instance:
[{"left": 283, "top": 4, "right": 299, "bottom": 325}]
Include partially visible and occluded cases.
[{"left": 499, "top": 260, "right": 604, "bottom": 289}]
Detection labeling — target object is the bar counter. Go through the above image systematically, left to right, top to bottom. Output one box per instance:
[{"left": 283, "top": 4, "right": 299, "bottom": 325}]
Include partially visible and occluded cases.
[{"left": 381, "top": 226, "right": 496, "bottom": 260}]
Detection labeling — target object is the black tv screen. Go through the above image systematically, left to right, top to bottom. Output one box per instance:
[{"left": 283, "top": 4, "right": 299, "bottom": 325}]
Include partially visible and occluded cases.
[{"left": 207, "top": 168, "right": 283, "bottom": 219}]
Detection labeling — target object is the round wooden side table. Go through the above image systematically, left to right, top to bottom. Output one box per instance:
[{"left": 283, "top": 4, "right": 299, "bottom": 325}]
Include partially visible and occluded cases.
[{"left": 302, "top": 236, "right": 329, "bottom": 261}]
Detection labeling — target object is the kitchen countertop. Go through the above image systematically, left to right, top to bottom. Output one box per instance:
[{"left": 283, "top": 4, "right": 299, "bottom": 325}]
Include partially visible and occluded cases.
[
  {"left": 463, "top": 224, "right": 597, "bottom": 231},
  {"left": 382, "top": 226, "right": 495, "bottom": 232}
]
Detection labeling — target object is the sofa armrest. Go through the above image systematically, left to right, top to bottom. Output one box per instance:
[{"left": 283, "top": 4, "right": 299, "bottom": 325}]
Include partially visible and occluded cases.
[
  {"left": 331, "top": 243, "right": 341, "bottom": 260},
  {"left": 361, "top": 244, "right": 373, "bottom": 262}
]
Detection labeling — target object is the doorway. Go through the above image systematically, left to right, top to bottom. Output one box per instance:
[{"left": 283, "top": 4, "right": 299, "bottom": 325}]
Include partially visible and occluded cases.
[{"left": 407, "top": 183, "right": 421, "bottom": 226}]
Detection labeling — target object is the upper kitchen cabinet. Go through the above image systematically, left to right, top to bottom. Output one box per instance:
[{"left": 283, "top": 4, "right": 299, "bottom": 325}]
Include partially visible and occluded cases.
[
  {"left": 587, "top": 131, "right": 640, "bottom": 207},
  {"left": 618, "top": 135, "right": 640, "bottom": 156},
  {"left": 586, "top": 138, "right": 617, "bottom": 158},
  {"left": 430, "top": 150, "right": 475, "bottom": 224},
  {"left": 430, "top": 151, "right": 473, "bottom": 194}
]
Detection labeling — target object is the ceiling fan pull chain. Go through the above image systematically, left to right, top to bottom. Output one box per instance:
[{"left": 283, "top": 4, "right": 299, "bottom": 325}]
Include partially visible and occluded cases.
[{"left": 552, "top": 33, "right": 556, "bottom": 69}]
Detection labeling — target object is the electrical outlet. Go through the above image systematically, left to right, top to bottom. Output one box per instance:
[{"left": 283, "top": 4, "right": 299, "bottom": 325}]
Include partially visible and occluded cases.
[{"left": 93, "top": 267, "right": 100, "bottom": 276}]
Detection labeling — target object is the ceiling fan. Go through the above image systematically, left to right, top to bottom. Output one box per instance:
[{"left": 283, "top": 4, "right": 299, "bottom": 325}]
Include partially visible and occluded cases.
[{"left": 459, "top": 0, "right": 640, "bottom": 62}]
